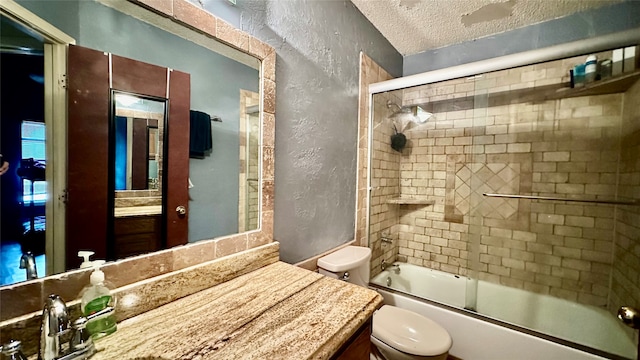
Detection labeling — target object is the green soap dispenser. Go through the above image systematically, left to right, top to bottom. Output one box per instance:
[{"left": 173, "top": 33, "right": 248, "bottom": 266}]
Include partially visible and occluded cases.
[{"left": 80, "top": 261, "right": 117, "bottom": 339}]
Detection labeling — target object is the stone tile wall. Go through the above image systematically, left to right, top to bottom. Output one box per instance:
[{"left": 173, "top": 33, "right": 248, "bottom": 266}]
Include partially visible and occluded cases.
[{"left": 371, "top": 50, "right": 639, "bottom": 308}]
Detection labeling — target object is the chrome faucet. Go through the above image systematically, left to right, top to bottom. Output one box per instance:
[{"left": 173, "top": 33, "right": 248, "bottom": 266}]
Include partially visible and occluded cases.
[
  {"left": 19, "top": 252, "right": 37, "bottom": 280},
  {"left": 380, "top": 259, "right": 400, "bottom": 274},
  {"left": 39, "top": 294, "right": 113, "bottom": 360},
  {"left": 40, "top": 295, "right": 69, "bottom": 360}
]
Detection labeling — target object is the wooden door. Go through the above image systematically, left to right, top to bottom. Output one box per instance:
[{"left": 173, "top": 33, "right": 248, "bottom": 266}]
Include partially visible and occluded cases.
[{"left": 66, "top": 44, "right": 189, "bottom": 269}]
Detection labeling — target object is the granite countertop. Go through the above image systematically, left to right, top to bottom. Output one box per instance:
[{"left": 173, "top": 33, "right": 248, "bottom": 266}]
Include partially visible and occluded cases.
[
  {"left": 113, "top": 205, "right": 162, "bottom": 218},
  {"left": 91, "top": 261, "right": 383, "bottom": 359}
]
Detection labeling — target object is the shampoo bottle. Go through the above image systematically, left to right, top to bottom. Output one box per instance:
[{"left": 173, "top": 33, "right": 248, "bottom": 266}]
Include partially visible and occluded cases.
[{"left": 80, "top": 261, "right": 117, "bottom": 339}]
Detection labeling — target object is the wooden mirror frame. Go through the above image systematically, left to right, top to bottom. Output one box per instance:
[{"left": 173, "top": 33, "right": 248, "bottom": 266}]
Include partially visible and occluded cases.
[{"left": 0, "top": 0, "right": 276, "bottom": 322}]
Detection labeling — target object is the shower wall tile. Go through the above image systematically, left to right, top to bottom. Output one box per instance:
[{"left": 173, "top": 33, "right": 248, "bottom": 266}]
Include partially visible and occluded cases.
[{"left": 358, "top": 53, "right": 399, "bottom": 277}]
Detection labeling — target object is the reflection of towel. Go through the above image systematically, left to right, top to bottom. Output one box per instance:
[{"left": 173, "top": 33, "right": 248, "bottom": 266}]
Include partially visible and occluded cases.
[{"left": 189, "top": 110, "right": 212, "bottom": 159}]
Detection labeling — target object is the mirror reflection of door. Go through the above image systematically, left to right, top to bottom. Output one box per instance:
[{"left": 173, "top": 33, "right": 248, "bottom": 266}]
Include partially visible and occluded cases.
[{"left": 66, "top": 44, "right": 189, "bottom": 269}]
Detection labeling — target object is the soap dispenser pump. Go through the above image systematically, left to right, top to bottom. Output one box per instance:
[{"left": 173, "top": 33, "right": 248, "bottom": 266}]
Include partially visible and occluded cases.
[
  {"left": 78, "top": 251, "right": 95, "bottom": 269},
  {"left": 79, "top": 261, "right": 117, "bottom": 339}
]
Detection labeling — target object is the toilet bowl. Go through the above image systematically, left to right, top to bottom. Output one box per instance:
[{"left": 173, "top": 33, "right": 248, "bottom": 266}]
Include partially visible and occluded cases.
[{"left": 317, "top": 246, "right": 452, "bottom": 360}]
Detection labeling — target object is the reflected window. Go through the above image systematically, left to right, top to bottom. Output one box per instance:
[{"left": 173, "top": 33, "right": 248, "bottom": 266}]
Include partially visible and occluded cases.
[{"left": 20, "top": 120, "right": 46, "bottom": 203}]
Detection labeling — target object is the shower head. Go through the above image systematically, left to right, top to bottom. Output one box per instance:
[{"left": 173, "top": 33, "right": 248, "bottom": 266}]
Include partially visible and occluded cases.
[
  {"left": 386, "top": 100, "right": 433, "bottom": 132},
  {"left": 387, "top": 100, "right": 403, "bottom": 113}
]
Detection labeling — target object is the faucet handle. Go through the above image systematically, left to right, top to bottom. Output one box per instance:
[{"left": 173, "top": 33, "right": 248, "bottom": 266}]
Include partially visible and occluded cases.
[
  {"left": 70, "top": 317, "right": 95, "bottom": 354},
  {"left": 2, "top": 339, "right": 28, "bottom": 360}
]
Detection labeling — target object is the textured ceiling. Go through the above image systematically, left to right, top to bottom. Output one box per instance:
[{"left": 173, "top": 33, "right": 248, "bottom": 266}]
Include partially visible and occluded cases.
[{"left": 351, "top": 0, "right": 623, "bottom": 56}]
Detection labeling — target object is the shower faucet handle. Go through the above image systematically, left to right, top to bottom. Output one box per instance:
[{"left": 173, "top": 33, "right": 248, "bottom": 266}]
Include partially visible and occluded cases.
[{"left": 618, "top": 306, "right": 640, "bottom": 330}]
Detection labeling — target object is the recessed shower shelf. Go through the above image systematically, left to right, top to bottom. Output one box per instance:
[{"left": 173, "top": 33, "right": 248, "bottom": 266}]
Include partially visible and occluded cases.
[{"left": 386, "top": 197, "right": 435, "bottom": 205}]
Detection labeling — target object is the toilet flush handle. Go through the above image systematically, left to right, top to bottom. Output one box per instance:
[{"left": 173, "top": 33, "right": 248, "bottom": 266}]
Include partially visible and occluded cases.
[{"left": 342, "top": 272, "right": 350, "bottom": 281}]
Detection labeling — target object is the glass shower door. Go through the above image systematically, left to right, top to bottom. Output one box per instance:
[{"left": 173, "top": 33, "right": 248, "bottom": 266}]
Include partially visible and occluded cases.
[{"left": 465, "top": 51, "right": 639, "bottom": 359}]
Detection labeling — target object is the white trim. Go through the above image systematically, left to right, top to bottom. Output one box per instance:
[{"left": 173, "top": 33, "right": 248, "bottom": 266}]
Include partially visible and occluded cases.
[
  {"left": 370, "top": 28, "right": 640, "bottom": 94},
  {"left": 49, "top": 42, "right": 69, "bottom": 275},
  {"left": 354, "top": 51, "right": 363, "bottom": 245},
  {"left": 108, "top": 53, "right": 113, "bottom": 89},
  {"left": 166, "top": 68, "right": 171, "bottom": 99}
]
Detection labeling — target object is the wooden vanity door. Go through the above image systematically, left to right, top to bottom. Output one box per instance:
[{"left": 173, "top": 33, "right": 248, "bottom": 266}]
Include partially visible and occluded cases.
[{"left": 66, "top": 44, "right": 190, "bottom": 269}]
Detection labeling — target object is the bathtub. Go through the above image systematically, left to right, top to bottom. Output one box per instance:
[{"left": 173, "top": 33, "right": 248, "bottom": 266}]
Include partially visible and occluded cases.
[{"left": 371, "top": 263, "right": 637, "bottom": 360}]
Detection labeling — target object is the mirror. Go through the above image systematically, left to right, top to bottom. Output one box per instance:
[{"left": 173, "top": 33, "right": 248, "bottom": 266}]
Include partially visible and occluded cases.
[
  {"left": 0, "top": 0, "right": 268, "bottom": 286},
  {"left": 111, "top": 92, "right": 167, "bottom": 259},
  {"left": 113, "top": 93, "right": 165, "bottom": 192}
]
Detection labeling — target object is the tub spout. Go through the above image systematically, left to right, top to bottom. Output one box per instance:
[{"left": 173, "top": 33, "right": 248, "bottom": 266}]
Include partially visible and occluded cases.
[{"left": 20, "top": 252, "right": 37, "bottom": 280}]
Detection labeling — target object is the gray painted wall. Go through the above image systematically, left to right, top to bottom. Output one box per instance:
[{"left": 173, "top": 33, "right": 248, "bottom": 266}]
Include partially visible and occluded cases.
[
  {"left": 18, "top": 0, "right": 259, "bottom": 243},
  {"left": 199, "top": 0, "right": 403, "bottom": 263},
  {"left": 404, "top": 1, "right": 640, "bottom": 75}
]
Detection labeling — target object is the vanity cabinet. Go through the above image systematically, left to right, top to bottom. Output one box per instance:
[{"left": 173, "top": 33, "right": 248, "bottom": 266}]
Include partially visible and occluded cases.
[
  {"left": 113, "top": 214, "right": 161, "bottom": 259},
  {"left": 333, "top": 321, "right": 372, "bottom": 360}
]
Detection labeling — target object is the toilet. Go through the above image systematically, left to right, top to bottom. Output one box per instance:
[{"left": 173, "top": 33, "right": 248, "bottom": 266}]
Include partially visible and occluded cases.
[{"left": 317, "top": 246, "right": 452, "bottom": 360}]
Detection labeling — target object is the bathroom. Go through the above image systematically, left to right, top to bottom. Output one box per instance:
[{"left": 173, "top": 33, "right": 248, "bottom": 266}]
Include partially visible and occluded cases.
[{"left": 1, "top": 0, "right": 639, "bottom": 359}]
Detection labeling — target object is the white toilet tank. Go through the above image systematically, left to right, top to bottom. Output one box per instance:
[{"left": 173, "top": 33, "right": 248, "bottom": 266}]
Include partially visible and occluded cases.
[{"left": 317, "top": 246, "right": 371, "bottom": 287}]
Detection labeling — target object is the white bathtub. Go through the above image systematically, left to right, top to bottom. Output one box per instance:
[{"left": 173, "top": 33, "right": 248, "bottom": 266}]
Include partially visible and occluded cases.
[{"left": 371, "top": 263, "right": 637, "bottom": 360}]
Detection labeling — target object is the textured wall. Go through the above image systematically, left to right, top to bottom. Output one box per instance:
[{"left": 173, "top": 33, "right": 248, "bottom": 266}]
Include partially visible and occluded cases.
[
  {"left": 200, "top": 0, "right": 403, "bottom": 263},
  {"left": 404, "top": 1, "right": 640, "bottom": 75}
]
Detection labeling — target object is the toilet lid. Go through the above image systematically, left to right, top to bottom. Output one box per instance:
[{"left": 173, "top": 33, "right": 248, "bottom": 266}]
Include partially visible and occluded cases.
[{"left": 372, "top": 305, "right": 452, "bottom": 356}]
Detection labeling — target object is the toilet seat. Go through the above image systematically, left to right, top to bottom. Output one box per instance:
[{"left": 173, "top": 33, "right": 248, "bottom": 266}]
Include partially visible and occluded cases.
[{"left": 372, "top": 305, "right": 452, "bottom": 356}]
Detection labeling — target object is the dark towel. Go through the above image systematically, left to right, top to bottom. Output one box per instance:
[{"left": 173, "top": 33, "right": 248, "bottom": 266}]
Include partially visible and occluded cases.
[{"left": 189, "top": 110, "right": 213, "bottom": 159}]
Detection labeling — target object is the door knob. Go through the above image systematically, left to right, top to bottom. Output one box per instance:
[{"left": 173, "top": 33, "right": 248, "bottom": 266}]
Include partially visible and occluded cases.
[{"left": 176, "top": 206, "right": 186, "bottom": 216}]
